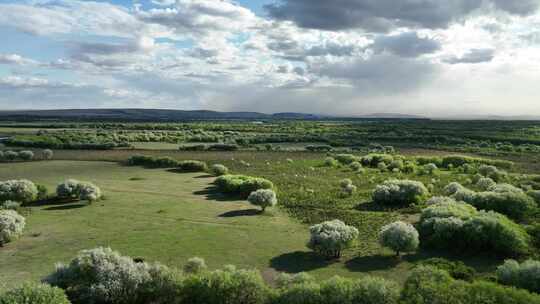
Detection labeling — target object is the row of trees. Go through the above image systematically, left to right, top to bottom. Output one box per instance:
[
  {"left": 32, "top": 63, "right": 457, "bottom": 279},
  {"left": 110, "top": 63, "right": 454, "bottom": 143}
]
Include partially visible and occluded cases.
[{"left": 2, "top": 247, "right": 539, "bottom": 304}]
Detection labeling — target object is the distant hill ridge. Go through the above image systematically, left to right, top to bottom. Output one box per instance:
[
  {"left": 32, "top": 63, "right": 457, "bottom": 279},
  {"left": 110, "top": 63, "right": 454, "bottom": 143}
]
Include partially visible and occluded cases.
[{"left": 0, "top": 109, "right": 427, "bottom": 121}]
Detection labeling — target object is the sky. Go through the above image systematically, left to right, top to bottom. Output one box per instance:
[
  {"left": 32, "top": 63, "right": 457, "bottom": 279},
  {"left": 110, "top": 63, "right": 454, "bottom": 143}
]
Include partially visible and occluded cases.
[{"left": 0, "top": 0, "right": 539, "bottom": 117}]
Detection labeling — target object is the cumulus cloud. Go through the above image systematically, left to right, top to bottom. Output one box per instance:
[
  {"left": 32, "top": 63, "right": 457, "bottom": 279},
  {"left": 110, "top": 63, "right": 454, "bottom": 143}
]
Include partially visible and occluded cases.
[
  {"left": 135, "top": 0, "right": 258, "bottom": 38},
  {"left": 265, "top": 0, "right": 540, "bottom": 32},
  {"left": 372, "top": 31, "right": 441, "bottom": 57},
  {"left": 443, "top": 48, "right": 495, "bottom": 64},
  {"left": 0, "top": 54, "right": 38, "bottom": 65}
]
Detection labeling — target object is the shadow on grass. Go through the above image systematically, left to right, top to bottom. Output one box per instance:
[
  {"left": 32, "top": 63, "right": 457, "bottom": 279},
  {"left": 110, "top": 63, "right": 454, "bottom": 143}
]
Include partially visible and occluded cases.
[
  {"left": 194, "top": 174, "right": 214, "bottom": 179},
  {"left": 193, "top": 186, "right": 243, "bottom": 202},
  {"left": 23, "top": 197, "right": 78, "bottom": 207},
  {"left": 44, "top": 203, "right": 87, "bottom": 211},
  {"left": 219, "top": 209, "right": 261, "bottom": 218},
  {"left": 270, "top": 251, "right": 332, "bottom": 273},
  {"left": 344, "top": 252, "right": 430, "bottom": 272}
]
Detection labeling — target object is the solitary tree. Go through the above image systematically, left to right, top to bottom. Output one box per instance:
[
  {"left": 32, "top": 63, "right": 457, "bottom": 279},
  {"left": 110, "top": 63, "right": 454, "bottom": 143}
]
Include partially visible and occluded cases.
[
  {"left": 247, "top": 189, "right": 277, "bottom": 212},
  {"left": 307, "top": 219, "right": 359, "bottom": 259},
  {"left": 379, "top": 221, "right": 419, "bottom": 257}
]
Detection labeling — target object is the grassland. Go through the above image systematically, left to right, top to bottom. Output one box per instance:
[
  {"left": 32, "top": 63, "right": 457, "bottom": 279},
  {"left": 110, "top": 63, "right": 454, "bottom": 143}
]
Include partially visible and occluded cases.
[{"left": 0, "top": 149, "right": 516, "bottom": 290}]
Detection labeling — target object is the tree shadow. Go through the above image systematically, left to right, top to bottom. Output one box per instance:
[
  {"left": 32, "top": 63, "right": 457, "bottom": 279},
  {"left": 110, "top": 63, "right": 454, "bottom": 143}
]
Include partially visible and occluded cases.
[
  {"left": 193, "top": 174, "right": 214, "bottom": 179},
  {"left": 193, "top": 186, "right": 243, "bottom": 202},
  {"left": 23, "top": 197, "right": 78, "bottom": 207},
  {"left": 44, "top": 203, "right": 87, "bottom": 211},
  {"left": 218, "top": 209, "right": 261, "bottom": 218},
  {"left": 270, "top": 251, "right": 332, "bottom": 273},
  {"left": 345, "top": 254, "right": 402, "bottom": 272}
]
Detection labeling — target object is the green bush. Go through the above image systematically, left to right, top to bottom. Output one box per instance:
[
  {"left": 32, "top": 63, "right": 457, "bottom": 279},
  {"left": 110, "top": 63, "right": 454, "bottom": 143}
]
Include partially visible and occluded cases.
[
  {"left": 18, "top": 150, "right": 34, "bottom": 161},
  {"left": 335, "top": 154, "right": 360, "bottom": 165},
  {"left": 361, "top": 154, "right": 394, "bottom": 168},
  {"left": 177, "top": 160, "right": 208, "bottom": 172},
  {"left": 209, "top": 164, "right": 229, "bottom": 176},
  {"left": 214, "top": 175, "right": 274, "bottom": 197},
  {"left": 372, "top": 179, "right": 429, "bottom": 206},
  {"left": 445, "top": 182, "right": 536, "bottom": 221},
  {"left": 419, "top": 201, "right": 530, "bottom": 256},
  {"left": 183, "top": 257, "right": 207, "bottom": 274},
  {"left": 416, "top": 258, "right": 476, "bottom": 281},
  {"left": 497, "top": 259, "right": 540, "bottom": 293},
  {"left": 179, "top": 266, "right": 269, "bottom": 304},
  {"left": 401, "top": 266, "right": 540, "bottom": 304},
  {"left": 272, "top": 276, "right": 399, "bottom": 304},
  {"left": 0, "top": 283, "right": 70, "bottom": 304}
]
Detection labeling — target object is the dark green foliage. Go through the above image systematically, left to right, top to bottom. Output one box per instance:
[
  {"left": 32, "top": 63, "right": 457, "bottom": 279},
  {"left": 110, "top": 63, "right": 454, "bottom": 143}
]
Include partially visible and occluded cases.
[
  {"left": 306, "top": 145, "right": 333, "bottom": 152},
  {"left": 334, "top": 154, "right": 360, "bottom": 165},
  {"left": 441, "top": 155, "right": 514, "bottom": 169},
  {"left": 177, "top": 160, "right": 208, "bottom": 172},
  {"left": 214, "top": 175, "right": 274, "bottom": 197},
  {"left": 372, "top": 179, "right": 429, "bottom": 206},
  {"left": 469, "top": 191, "right": 536, "bottom": 221},
  {"left": 420, "top": 202, "right": 531, "bottom": 256},
  {"left": 416, "top": 258, "right": 476, "bottom": 281},
  {"left": 497, "top": 259, "right": 540, "bottom": 294},
  {"left": 401, "top": 266, "right": 540, "bottom": 304},
  {"left": 179, "top": 267, "right": 269, "bottom": 304},
  {"left": 271, "top": 276, "right": 399, "bottom": 304},
  {"left": 0, "top": 283, "right": 71, "bottom": 304}
]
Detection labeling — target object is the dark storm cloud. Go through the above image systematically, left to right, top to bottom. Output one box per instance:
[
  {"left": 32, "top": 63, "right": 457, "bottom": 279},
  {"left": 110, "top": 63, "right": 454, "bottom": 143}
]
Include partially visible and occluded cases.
[
  {"left": 265, "top": 0, "right": 540, "bottom": 31},
  {"left": 373, "top": 31, "right": 441, "bottom": 57},
  {"left": 443, "top": 48, "right": 495, "bottom": 64},
  {"left": 310, "top": 54, "right": 438, "bottom": 93}
]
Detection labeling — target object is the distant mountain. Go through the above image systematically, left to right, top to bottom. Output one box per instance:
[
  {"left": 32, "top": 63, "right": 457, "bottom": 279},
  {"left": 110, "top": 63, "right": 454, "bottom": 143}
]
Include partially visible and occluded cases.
[
  {"left": 0, "top": 109, "right": 324, "bottom": 121},
  {"left": 357, "top": 113, "right": 428, "bottom": 119}
]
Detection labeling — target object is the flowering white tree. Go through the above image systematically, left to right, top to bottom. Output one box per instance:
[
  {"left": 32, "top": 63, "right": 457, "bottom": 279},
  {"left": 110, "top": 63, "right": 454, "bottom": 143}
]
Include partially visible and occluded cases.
[
  {"left": 247, "top": 189, "right": 277, "bottom": 212},
  {"left": 0, "top": 210, "right": 25, "bottom": 245},
  {"left": 307, "top": 219, "right": 359, "bottom": 259},
  {"left": 379, "top": 221, "right": 419, "bottom": 257}
]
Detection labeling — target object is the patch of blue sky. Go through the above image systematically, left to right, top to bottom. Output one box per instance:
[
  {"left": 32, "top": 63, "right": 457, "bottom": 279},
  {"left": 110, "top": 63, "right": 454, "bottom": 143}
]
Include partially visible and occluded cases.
[{"left": 0, "top": 28, "right": 67, "bottom": 62}]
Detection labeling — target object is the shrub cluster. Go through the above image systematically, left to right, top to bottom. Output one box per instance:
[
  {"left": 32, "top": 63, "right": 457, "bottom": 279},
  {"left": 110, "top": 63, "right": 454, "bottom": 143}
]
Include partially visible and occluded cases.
[
  {"left": 178, "top": 143, "right": 239, "bottom": 151},
  {"left": 42, "top": 149, "right": 54, "bottom": 160},
  {"left": 0, "top": 150, "right": 34, "bottom": 162},
  {"left": 361, "top": 153, "right": 395, "bottom": 168},
  {"left": 127, "top": 155, "right": 208, "bottom": 172},
  {"left": 177, "top": 160, "right": 208, "bottom": 172},
  {"left": 209, "top": 164, "right": 229, "bottom": 176},
  {"left": 478, "top": 165, "right": 508, "bottom": 182},
  {"left": 214, "top": 175, "right": 274, "bottom": 197},
  {"left": 0, "top": 179, "right": 38, "bottom": 203},
  {"left": 339, "top": 179, "right": 357, "bottom": 197},
  {"left": 372, "top": 179, "right": 429, "bottom": 206},
  {"left": 56, "top": 180, "right": 102, "bottom": 202},
  {"left": 444, "top": 182, "right": 536, "bottom": 221},
  {"left": 247, "top": 189, "right": 277, "bottom": 212},
  {"left": 419, "top": 200, "right": 530, "bottom": 256},
  {"left": 0, "top": 209, "right": 25, "bottom": 245},
  {"left": 307, "top": 219, "right": 359, "bottom": 259},
  {"left": 45, "top": 247, "right": 178, "bottom": 304},
  {"left": 415, "top": 258, "right": 476, "bottom": 281},
  {"left": 496, "top": 259, "right": 540, "bottom": 293},
  {"left": 401, "top": 266, "right": 540, "bottom": 304},
  {"left": 0, "top": 282, "right": 70, "bottom": 304}
]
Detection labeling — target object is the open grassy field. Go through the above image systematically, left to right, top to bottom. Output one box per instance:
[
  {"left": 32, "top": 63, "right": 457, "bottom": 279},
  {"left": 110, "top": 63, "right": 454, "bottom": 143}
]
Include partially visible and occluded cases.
[{"left": 0, "top": 149, "right": 516, "bottom": 291}]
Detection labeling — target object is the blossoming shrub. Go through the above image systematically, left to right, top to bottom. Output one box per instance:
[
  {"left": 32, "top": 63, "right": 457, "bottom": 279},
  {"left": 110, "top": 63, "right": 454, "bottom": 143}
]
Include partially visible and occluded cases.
[
  {"left": 0, "top": 179, "right": 38, "bottom": 203},
  {"left": 372, "top": 179, "right": 429, "bottom": 206},
  {"left": 247, "top": 189, "right": 277, "bottom": 212},
  {"left": 0, "top": 209, "right": 25, "bottom": 245},
  {"left": 307, "top": 219, "right": 359, "bottom": 259},
  {"left": 379, "top": 221, "right": 419, "bottom": 256}
]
